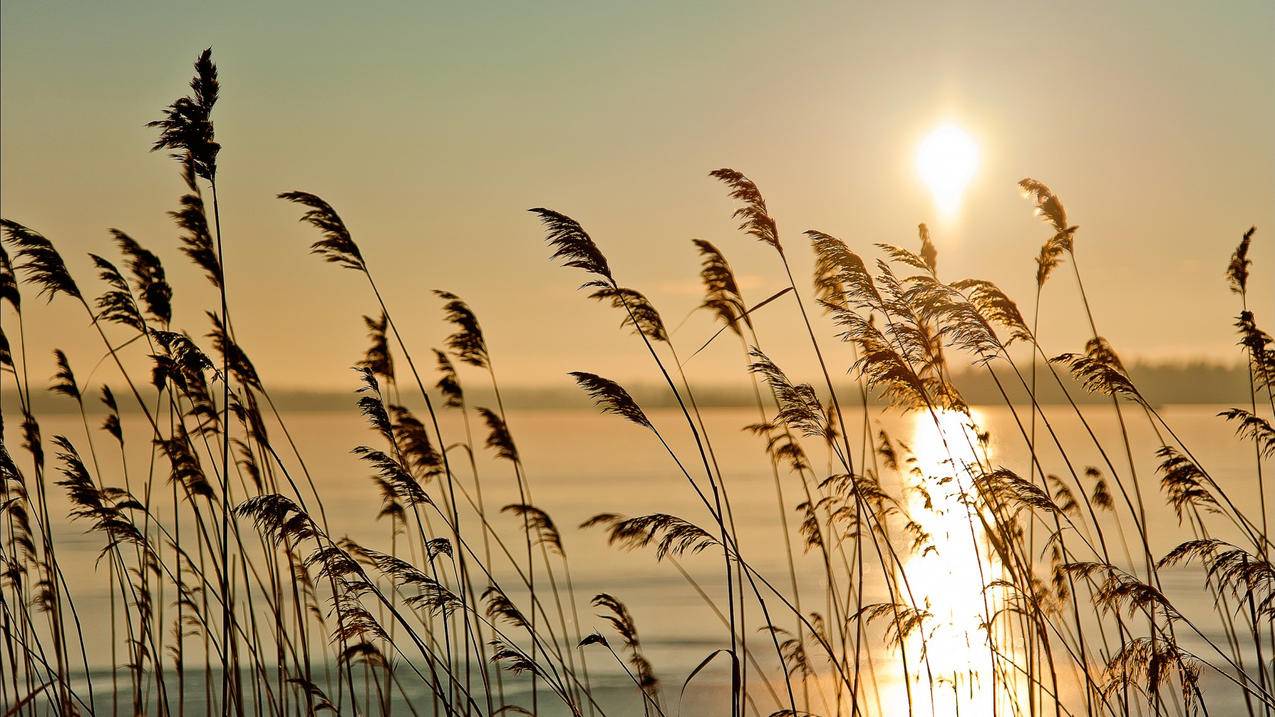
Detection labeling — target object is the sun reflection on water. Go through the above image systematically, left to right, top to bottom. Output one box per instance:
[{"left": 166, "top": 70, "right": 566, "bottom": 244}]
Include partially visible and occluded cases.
[{"left": 881, "top": 408, "right": 1014, "bottom": 716}]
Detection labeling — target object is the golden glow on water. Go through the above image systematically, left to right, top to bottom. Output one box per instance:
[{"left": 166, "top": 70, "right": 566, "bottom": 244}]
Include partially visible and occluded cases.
[{"left": 882, "top": 408, "right": 1013, "bottom": 716}]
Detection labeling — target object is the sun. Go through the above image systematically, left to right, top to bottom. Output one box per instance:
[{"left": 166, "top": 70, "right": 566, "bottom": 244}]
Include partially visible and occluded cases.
[{"left": 916, "top": 123, "right": 979, "bottom": 218}]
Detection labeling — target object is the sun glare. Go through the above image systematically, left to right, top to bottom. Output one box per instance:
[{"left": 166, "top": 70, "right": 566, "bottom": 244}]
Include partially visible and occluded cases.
[
  {"left": 916, "top": 123, "right": 979, "bottom": 218},
  {"left": 877, "top": 407, "right": 1021, "bottom": 717}
]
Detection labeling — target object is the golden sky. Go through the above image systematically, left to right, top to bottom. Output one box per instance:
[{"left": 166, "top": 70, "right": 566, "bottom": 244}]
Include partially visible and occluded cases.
[{"left": 2, "top": 1, "right": 1272, "bottom": 390}]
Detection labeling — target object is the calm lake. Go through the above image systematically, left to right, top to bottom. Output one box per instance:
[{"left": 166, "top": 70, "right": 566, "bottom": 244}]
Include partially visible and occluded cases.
[{"left": 7, "top": 403, "right": 1266, "bottom": 715}]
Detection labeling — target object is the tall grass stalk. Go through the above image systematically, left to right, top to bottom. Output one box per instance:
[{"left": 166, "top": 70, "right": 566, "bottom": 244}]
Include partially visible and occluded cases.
[{"left": 2, "top": 48, "right": 1273, "bottom": 717}]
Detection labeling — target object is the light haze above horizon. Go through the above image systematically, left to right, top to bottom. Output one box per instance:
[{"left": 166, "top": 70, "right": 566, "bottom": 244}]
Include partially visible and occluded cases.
[{"left": 2, "top": 0, "right": 1272, "bottom": 390}]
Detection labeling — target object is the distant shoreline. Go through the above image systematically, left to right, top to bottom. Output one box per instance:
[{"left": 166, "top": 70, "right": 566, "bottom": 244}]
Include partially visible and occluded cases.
[{"left": 4, "top": 362, "right": 1251, "bottom": 414}]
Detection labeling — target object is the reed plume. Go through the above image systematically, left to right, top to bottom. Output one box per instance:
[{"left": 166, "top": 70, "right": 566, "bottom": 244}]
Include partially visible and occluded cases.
[{"left": 6, "top": 51, "right": 1275, "bottom": 716}]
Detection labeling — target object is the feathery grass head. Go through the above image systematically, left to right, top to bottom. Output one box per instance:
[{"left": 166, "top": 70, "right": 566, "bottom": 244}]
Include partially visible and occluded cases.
[
  {"left": 149, "top": 49, "right": 220, "bottom": 181},
  {"left": 167, "top": 160, "right": 223, "bottom": 290},
  {"left": 710, "top": 168, "right": 780, "bottom": 252},
  {"left": 1018, "top": 178, "right": 1075, "bottom": 236},
  {"left": 1020, "top": 178, "right": 1078, "bottom": 286},
  {"left": 279, "top": 191, "right": 366, "bottom": 271},
  {"left": 530, "top": 208, "right": 613, "bottom": 282},
  {"left": 1, "top": 220, "right": 81, "bottom": 302},
  {"left": 918, "top": 223, "right": 938, "bottom": 274},
  {"left": 875, "top": 224, "right": 937, "bottom": 276},
  {"left": 1226, "top": 226, "right": 1255, "bottom": 296},
  {"left": 111, "top": 229, "right": 172, "bottom": 325},
  {"left": 808, "top": 230, "right": 882, "bottom": 312},
  {"left": 1035, "top": 235, "right": 1068, "bottom": 288},
  {"left": 693, "top": 238, "right": 750, "bottom": 333},
  {"left": 811, "top": 241, "right": 849, "bottom": 313},
  {"left": 0, "top": 243, "right": 19, "bottom": 310},
  {"left": 876, "top": 244, "right": 930, "bottom": 277},
  {"left": 91, "top": 254, "right": 146, "bottom": 332},
  {"left": 898, "top": 274, "right": 989, "bottom": 361},
  {"left": 952, "top": 278, "right": 1032, "bottom": 345},
  {"left": 586, "top": 283, "right": 668, "bottom": 341},
  {"left": 435, "top": 290, "right": 490, "bottom": 368},
  {"left": 1235, "top": 311, "right": 1275, "bottom": 393},
  {"left": 207, "top": 312, "right": 261, "bottom": 390},
  {"left": 358, "top": 313, "right": 394, "bottom": 384},
  {"left": 835, "top": 316, "right": 932, "bottom": 412},
  {"left": 152, "top": 329, "right": 217, "bottom": 380},
  {"left": 0, "top": 331, "right": 10, "bottom": 375},
  {"left": 1085, "top": 336, "right": 1125, "bottom": 372},
  {"left": 150, "top": 345, "right": 218, "bottom": 429},
  {"left": 433, "top": 349, "right": 463, "bottom": 408},
  {"left": 748, "top": 349, "right": 827, "bottom": 437},
  {"left": 1052, "top": 349, "right": 1143, "bottom": 405},
  {"left": 49, "top": 350, "right": 81, "bottom": 402},
  {"left": 354, "top": 366, "right": 393, "bottom": 443},
  {"left": 571, "top": 371, "right": 652, "bottom": 429},
  {"left": 100, "top": 386, "right": 122, "bottom": 444},
  {"left": 389, "top": 404, "right": 442, "bottom": 480},
  {"left": 477, "top": 407, "right": 518, "bottom": 463},
  {"left": 1218, "top": 407, "right": 1275, "bottom": 459},
  {"left": 20, "top": 411, "right": 44, "bottom": 471},
  {"left": 745, "top": 421, "right": 810, "bottom": 473},
  {"left": 158, "top": 428, "right": 215, "bottom": 501},
  {"left": 876, "top": 429, "right": 900, "bottom": 472},
  {"left": 53, "top": 435, "right": 145, "bottom": 555},
  {"left": 233, "top": 437, "right": 263, "bottom": 492},
  {"left": 353, "top": 445, "right": 430, "bottom": 507},
  {"left": 1155, "top": 446, "right": 1219, "bottom": 522},
  {"left": 0, "top": 450, "right": 36, "bottom": 562},
  {"left": 1087, "top": 467, "right": 1114, "bottom": 511},
  {"left": 974, "top": 469, "right": 1063, "bottom": 517},
  {"left": 1046, "top": 474, "right": 1080, "bottom": 516},
  {"left": 236, "top": 494, "right": 317, "bottom": 547},
  {"left": 503, "top": 503, "right": 565, "bottom": 555},
  {"left": 583, "top": 512, "right": 718, "bottom": 560},
  {"left": 1159, "top": 537, "right": 1228, "bottom": 570},
  {"left": 1159, "top": 539, "right": 1273, "bottom": 618},
  {"left": 355, "top": 540, "right": 453, "bottom": 578},
  {"left": 360, "top": 545, "right": 459, "bottom": 613},
  {"left": 1062, "top": 562, "right": 1182, "bottom": 622},
  {"left": 484, "top": 585, "right": 531, "bottom": 630},
  {"left": 592, "top": 592, "right": 660, "bottom": 696},
  {"left": 592, "top": 592, "right": 642, "bottom": 646},
  {"left": 331, "top": 600, "right": 390, "bottom": 647},
  {"left": 851, "top": 602, "right": 932, "bottom": 649},
  {"left": 766, "top": 624, "right": 815, "bottom": 680},
  {"left": 579, "top": 632, "right": 609, "bottom": 649},
  {"left": 489, "top": 637, "right": 546, "bottom": 678},
  {"left": 1102, "top": 637, "right": 1201, "bottom": 713},
  {"left": 338, "top": 642, "right": 386, "bottom": 670},
  {"left": 286, "top": 679, "right": 336, "bottom": 713}
]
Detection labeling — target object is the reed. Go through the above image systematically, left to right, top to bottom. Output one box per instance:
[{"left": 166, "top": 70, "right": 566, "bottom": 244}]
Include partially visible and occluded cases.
[{"left": 1, "top": 48, "right": 1271, "bottom": 717}]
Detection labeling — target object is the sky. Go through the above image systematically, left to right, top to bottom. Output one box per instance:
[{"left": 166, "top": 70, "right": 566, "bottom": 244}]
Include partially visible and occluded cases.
[{"left": 2, "top": 1, "right": 1273, "bottom": 392}]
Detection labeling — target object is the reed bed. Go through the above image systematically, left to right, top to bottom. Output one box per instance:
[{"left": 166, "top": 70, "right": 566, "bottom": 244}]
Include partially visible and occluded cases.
[{"left": 1, "top": 49, "right": 1271, "bottom": 717}]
